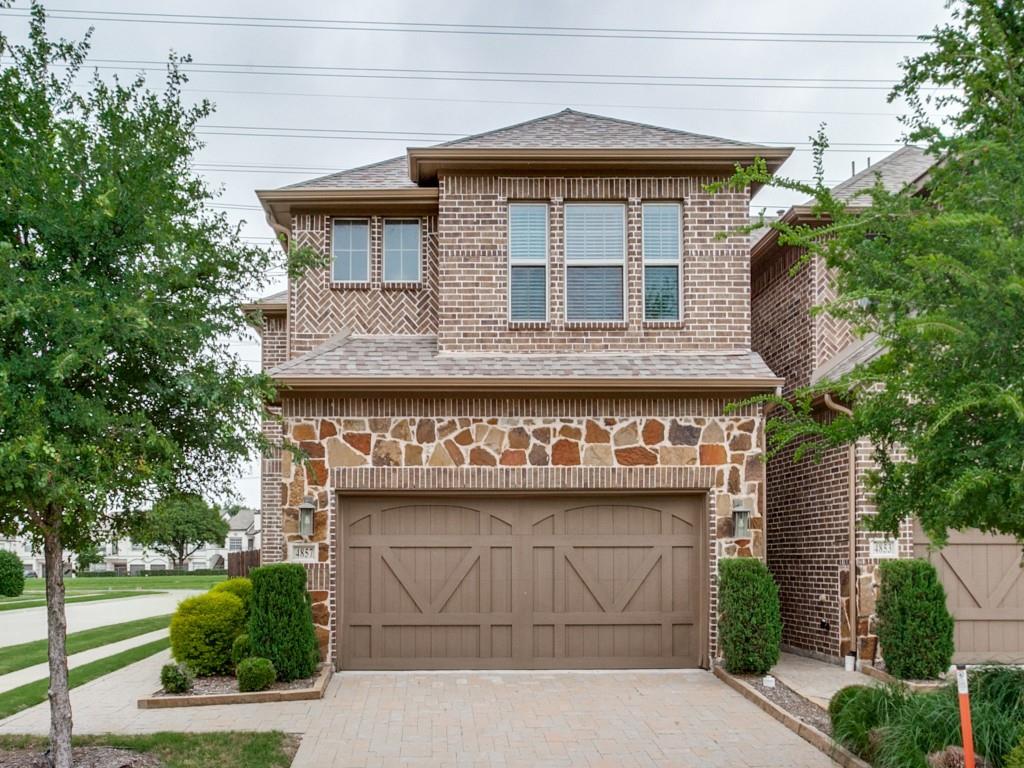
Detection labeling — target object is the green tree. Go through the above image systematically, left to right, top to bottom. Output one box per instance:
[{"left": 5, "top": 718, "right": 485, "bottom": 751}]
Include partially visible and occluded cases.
[
  {"left": 717, "top": 0, "right": 1024, "bottom": 544},
  {"left": 0, "top": 6, "right": 306, "bottom": 764},
  {"left": 134, "top": 494, "right": 230, "bottom": 568},
  {"left": 73, "top": 544, "right": 104, "bottom": 572}
]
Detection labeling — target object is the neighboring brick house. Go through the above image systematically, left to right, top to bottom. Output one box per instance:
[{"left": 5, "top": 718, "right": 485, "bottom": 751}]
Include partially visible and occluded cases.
[
  {"left": 249, "top": 109, "right": 792, "bottom": 670},
  {"left": 751, "top": 146, "right": 1024, "bottom": 665}
]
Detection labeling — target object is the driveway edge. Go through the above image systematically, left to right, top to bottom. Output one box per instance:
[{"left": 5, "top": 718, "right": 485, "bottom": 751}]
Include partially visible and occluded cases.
[
  {"left": 137, "top": 663, "right": 332, "bottom": 709},
  {"left": 712, "top": 665, "right": 870, "bottom": 768}
]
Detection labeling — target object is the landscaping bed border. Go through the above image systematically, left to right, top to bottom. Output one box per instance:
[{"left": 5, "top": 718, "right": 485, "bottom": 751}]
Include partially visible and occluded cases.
[
  {"left": 137, "top": 663, "right": 332, "bottom": 709},
  {"left": 860, "top": 663, "right": 947, "bottom": 692},
  {"left": 713, "top": 665, "right": 871, "bottom": 768}
]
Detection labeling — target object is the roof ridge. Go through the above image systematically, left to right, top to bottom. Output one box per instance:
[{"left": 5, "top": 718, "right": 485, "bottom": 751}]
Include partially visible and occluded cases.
[
  {"left": 557, "top": 107, "right": 765, "bottom": 148},
  {"left": 434, "top": 108, "right": 574, "bottom": 148},
  {"left": 828, "top": 144, "right": 926, "bottom": 196},
  {"left": 270, "top": 327, "right": 353, "bottom": 373}
]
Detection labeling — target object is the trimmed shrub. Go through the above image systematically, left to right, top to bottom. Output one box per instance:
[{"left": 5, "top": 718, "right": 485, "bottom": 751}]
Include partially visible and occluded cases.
[
  {"left": 0, "top": 550, "right": 25, "bottom": 597},
  {"left": 717, "top": 558, "right": 782, "bottom": 675},
  {"left": 876, "top": 559, "right": 954, "bottom": 680},
  {"left": 249, "top": 564, "right": 319, "bottom": 682},
  {"left": 212, "top": 577, "right": 253, "bottom": 617},
  {"left": 169, "top": 591, "right": 246, "bottom": 676},
  {"left": 231, "top": 633, "right": 252, "bottom": 666},
  {"left": 237, "top": 657, "right": 276, "bottom": 693},
  {"left": 159, "top": 662, "right": 194, "bottom": 694},
  {"left": 830, "top": 684, "right": 909, "bottom": 761},
  {"left": 1006, "top": 734, "right": 1024, "bottom": 768}
]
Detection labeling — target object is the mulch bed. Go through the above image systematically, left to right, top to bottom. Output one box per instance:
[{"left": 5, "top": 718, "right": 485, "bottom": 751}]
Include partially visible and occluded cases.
[
  {"left": 154, "top": 673, "right": 317, "bottom": 697},
  {"left": 739, "top": 675, "right": 833, "bottom": 735},
  {"left": 0, "top": 746, "right": 162, "bottom": 768}
]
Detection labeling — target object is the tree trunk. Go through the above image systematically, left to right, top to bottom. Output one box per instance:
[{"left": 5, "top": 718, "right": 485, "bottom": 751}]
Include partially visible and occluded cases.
[{"left": 43, "top": 514, "right": 73, "bottom": 768}]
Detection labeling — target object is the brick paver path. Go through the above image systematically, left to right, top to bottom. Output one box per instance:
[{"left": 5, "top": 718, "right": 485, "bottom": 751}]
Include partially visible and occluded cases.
[{"left": 0, "top": 651, "right": 837, "bottom": 767}]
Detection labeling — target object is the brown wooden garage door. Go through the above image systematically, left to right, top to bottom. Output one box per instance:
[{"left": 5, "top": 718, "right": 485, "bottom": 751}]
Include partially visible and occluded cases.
[
  {"left": 338, "top": 494, "right": 705, "bottom": 670},
  {"left": 914, "top": 525, "right": 1024, "bottom": 664}
]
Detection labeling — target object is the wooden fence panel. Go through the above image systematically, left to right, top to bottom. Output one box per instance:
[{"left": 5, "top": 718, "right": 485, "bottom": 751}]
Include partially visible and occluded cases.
[{"left": 228, "top": 549, "right": 261, "bottom": 578}]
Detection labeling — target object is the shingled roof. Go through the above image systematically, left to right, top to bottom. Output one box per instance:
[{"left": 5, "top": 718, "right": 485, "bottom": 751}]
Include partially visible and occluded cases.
[
  {"left": 280, "top": 109, "right": 781, "bottom": 192},
  {"left": 267, "top": 332, "right": 782, "bottom": 392}
]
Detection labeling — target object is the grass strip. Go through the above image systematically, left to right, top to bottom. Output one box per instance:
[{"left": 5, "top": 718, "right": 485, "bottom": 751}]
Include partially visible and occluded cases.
[
  {"left": 23, "top": 575, "right": 226, "bottom": 592},
  {"left": 0, "top": 590, "right": 162, "bottom": 612},
  {"left": 0, "top": 614, "right": 172, "bottom": 676},
  {"left": 0, "top": 636, "right": 170, "bottom": 721},
  {"left": 0, "top": 731, "right": 298, "bottom": 768}
]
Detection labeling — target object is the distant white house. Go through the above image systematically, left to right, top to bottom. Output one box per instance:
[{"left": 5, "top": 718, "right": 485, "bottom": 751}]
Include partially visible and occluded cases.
[{"left": 0, "top": 536, "right": 47, "bottom": 576}]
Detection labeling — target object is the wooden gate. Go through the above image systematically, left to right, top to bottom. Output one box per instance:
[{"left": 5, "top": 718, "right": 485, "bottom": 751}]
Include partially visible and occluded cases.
[
  {"left": 339, "top": 494, "right": 705, "bottom": 670},
  {"left": 914, "top": 525, "right": 1024, "bottom": 663}
]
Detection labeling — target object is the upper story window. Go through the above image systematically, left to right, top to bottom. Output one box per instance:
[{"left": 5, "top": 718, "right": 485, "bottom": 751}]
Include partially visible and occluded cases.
[
  {"left": 508, "top": 203, "right": 548, "bottom": 322},
  {"left": 564, "top": 203, "right": 625, "bottom": 322},
  {"left": 642, "top": 203, "right": 681, "bottom": 321},
  {"left": 331, "top": 219, "right": 369, "bottom": 283},
  {"left": 383, "top": 219, "right": 421, "bottom": 283},
  {"left": 228, "top": 537, "right": 242, "bottom": 551}
]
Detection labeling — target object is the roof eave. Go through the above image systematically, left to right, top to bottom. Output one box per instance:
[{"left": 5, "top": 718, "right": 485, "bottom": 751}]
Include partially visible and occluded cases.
[
  {"left": 407, "top": 147, "right": 794, "bottom": 186},
  {"left": 241, "top": 302, "right": 287, "bottom": 314},
  {"left": 268, "top": 375, "right": 784, "bottom": 394}
]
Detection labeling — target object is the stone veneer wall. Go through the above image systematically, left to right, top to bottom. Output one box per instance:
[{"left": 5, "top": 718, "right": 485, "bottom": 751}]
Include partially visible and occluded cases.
[
  {"left": 435, "top": 174, "right": 752, "bottom": 353},
  {"left": 261, "top": 395, "right": 766, "bottom": 664}
]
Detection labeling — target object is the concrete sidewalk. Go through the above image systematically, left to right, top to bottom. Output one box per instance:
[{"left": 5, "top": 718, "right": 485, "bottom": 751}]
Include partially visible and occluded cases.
[
  {"left": 0, "top": 590, "right": 197, "bottom": 647},
  {"left": 0, "top": 629, "right": 170, "bottom": 694},
  {"left": 770, "top": 652, "right": 873, "bottom": 708}
]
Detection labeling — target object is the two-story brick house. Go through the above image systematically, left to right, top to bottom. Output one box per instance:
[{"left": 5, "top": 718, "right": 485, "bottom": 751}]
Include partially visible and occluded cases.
[
  {"left": 250, "top": 109, "right": 792, "bottom": 670},
  {"left": 751, "top": 146, "right": 1024, "bottom": 666}
]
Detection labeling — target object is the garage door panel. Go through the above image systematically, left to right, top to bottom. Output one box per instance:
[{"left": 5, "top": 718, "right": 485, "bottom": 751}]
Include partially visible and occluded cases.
[{"left": 341, "top": 494, "right": 704, "bottom": 670}]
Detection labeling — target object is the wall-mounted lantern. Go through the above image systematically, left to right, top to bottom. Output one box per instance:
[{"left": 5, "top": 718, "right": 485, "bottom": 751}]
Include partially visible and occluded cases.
[
  {"left": 298, "top": 496, "right": 315, "bottom": 538},
  {"left": 732, "top": 500, "right": 751, "bottom": 539}
]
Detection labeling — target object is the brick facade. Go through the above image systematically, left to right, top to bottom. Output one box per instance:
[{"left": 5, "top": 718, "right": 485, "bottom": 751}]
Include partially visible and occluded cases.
[
  {"left": 752, "top": 245, "right": 911, "bottom": 663},
  {"left": 260, "top": 395, "right": 765, "bottom": 663}
]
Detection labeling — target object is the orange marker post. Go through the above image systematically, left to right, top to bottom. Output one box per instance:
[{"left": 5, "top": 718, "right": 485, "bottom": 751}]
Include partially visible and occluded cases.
[{"left": 956, "top": 665, "right": 975, "bottom": 768}]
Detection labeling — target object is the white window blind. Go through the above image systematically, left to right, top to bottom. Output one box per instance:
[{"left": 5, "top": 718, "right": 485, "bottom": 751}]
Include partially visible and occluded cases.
[
  {"left": 508, "top": 203, "right": 547, "bottom": 321},
  {"left": 643, "top": 203, "right": 681, "bottom": 321},
  {"left": 564, "top": 204, "right": 625, "bottom": 321},
  {"left": 332, "top": 219, "right": 369, "bottom": 283},
  {"left": 383, "top": 219, "right": 421, "bottom": 282}
]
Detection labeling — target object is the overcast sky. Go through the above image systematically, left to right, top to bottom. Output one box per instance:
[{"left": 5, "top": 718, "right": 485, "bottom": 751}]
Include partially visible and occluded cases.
[{"left": 0, "top": 1, "right": 953, "bottom": 508}]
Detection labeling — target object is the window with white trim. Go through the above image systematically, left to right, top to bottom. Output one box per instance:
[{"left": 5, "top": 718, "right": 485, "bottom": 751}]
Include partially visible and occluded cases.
[
  {"left": 508, "top": 203, "right": 548, "bottom": 321},
  {"left": 564, "top": 203, "right": 625, "bottom": 322},
  {"left": 642, "top": 203, "right": 681, "bottom": 321},
  {"left": 331, "top": 219, "right": 369, "bottom": 283},
  {"left": 383, "top": 219, "right": 421, "bottom": 283},
  {"left": 228, "top": 537, "right": 242, "bottom": 551}
]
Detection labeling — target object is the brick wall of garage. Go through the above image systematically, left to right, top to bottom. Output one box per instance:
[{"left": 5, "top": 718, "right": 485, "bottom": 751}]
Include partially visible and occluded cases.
[{"left": 260, "top": 394, "right": 766, "bottom": 665}]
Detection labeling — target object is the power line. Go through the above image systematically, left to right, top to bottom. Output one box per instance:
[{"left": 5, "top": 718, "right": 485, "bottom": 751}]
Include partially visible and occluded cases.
[{"left": 2, "top": 8, "right": 927, "bottom": 45}]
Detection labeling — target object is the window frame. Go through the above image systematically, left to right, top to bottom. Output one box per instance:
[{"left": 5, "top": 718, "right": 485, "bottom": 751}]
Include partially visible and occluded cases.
[
  {"left": 507, "top": 202, "right": 550, "bottom": 324},
  {"left": 563, "top": 202, "right": 628, "bottom": 324},
  {"left": 641, "top": 202, "right": 683, "bottom": 323},
  {"left": 329, "top": 217, "right": 371, "bottom": 286},
  {"left": 382, "top": 217, "right": 422, "bottom": 286}
]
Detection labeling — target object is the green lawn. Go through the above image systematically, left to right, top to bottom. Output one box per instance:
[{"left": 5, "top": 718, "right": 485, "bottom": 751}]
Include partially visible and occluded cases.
[
  {"left": 22, "top": 574, "right": 226, "bottom": 592},
  {"left": 0, "top": 590, "right": 162, "bottom": 612},
  {"left": 0, "top": 614, "right": 172, "bottom": 676},
  {"left": 0, "top": 636, "right": 170, "bottom": 721},
  {"left": 0, "top": 732, "right": 298, "bottom": 768}
]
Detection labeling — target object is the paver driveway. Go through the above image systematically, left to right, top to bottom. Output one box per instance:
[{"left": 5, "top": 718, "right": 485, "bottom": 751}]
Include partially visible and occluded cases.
[{"left": 0, "top": 651, "right": 837, "bottom": 767}]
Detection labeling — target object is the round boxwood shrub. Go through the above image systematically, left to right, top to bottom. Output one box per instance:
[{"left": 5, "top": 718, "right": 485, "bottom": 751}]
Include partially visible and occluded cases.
[
  {"left": 0, "top": 550, "right": 25, "bottom": 597},
  {"left": 718, "top": 557, "right": 782, "bottom": 675},
  {"left": 876, "top": 559, "right": 954, "bottom": 680},
  {"left": 249, "top": 564, "right": 319, "bottom": 682},
  {"left": 211, "top": 577, "right": 253, "bottom": 618},
  {"left": 169, "top": 591, "right": 246, "bottom": 676},
  {"left": 231, "top": 633, "right": 252, "bottom": 666},
  {"left": 237, "top": 656, "right": 276, "bottom": 693},
  {"left": 160, "top": 662, "right": 194, "bottom": 694}
]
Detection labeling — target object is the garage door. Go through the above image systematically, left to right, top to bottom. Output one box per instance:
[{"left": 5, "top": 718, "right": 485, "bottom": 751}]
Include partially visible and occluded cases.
[
  {"left": 339, "top": 494, "right": 704, "bottom": 670},
  {"left": 914, "top": 525, "right": 1024, "bottom": 664}
]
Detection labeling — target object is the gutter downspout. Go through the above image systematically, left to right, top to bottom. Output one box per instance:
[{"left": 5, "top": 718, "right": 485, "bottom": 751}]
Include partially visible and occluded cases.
[{"left": 823, "top": 393, "right": 858, "bottom": 663}]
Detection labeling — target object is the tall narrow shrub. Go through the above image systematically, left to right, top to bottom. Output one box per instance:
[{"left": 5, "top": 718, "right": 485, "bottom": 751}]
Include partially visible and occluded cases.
[
  {"left": 0, "top": 550, "right": 25, "bottom": 597},
  {"left": 718, "top": 558, "right": 782, "bottom": 675},
  {"left": 875, "top": 559, "right": 954, "bottom": 680},
  {"left": 249, "top": 564, "right": 319, "bottom": 682}
]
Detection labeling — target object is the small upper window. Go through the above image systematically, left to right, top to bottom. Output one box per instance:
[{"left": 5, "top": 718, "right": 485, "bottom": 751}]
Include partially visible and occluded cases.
[
  {"left": 508, "top": 203, "right": 548, "bottom": 322},
  {"left": 564, "top": 203, "right": 625, "bottom": 322},
  {"left": 643, "top": 203, "right": 681, "bottom": 321},
  {"left": 331, "top": 219, "right": 369, "bottom": 283},
  {"left": 383, "top": 219, "right": 421, "bottom": 283},
  {"left": 228, "top": 537, "right": 242, "bottom": 551}
]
